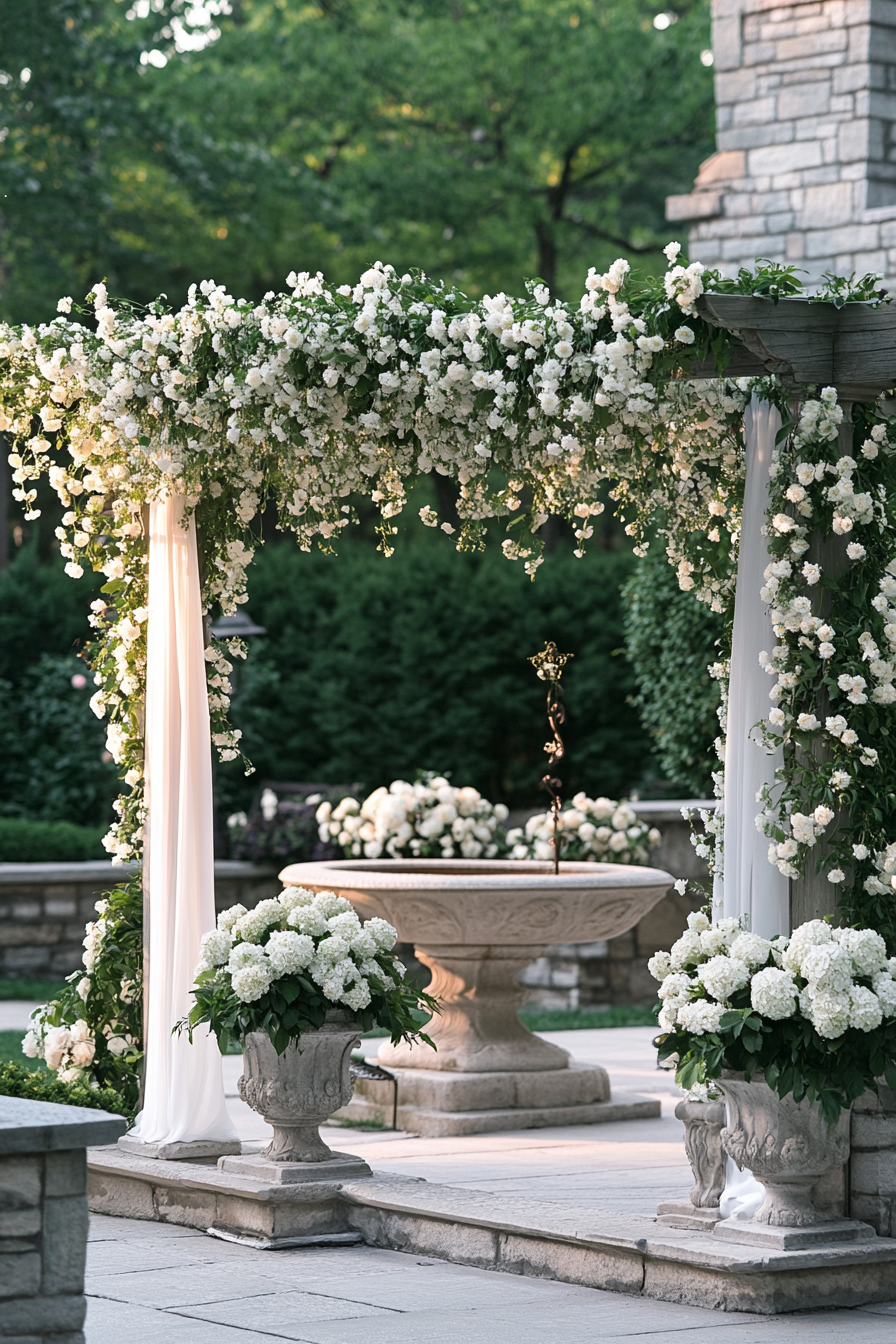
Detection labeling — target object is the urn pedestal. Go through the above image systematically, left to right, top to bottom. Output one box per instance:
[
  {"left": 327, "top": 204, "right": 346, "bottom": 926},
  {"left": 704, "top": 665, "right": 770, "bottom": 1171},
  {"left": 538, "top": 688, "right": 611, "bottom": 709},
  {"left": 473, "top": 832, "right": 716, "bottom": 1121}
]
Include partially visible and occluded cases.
[
  {"left": 279, "top": 858, "right": 672, "bottom": 1134},
  {"left": 657, "top": 1099, "right": 727, "bottom": 1230}
]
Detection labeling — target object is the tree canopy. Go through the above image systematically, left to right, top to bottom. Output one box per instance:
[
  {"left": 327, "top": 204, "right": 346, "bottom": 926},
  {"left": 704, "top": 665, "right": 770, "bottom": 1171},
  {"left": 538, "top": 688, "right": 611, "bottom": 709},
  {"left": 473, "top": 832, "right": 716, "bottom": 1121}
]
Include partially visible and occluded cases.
[{"left": 0, "top": 0, "right": 714, "bottom": 321}]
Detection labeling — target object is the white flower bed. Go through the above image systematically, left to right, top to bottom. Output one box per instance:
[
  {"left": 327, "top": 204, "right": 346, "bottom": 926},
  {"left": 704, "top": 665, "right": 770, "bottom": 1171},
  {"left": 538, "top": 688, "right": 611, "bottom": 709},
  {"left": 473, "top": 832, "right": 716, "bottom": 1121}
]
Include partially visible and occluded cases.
[
  {"left": 316, "top": 776, "right": 509, "bottom": 860},
  {"left": 507, "top": 793, "right": 660, "bottom": 864}
]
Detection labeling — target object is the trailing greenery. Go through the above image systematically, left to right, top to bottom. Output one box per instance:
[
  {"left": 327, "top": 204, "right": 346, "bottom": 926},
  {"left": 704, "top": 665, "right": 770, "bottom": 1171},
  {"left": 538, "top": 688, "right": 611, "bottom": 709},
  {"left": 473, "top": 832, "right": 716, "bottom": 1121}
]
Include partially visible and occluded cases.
[
  {"left": 623, "top": 547, "right": 723, "bottom": 797},
  {"left": 0, "top": 817, "right": 106, "bottom": 863},
  {"left": 25, "top": 880, "right": 143, "bottom": 1115},
  {"left": 0, "top": 1061, "right": 129, "bottom": 1119}
]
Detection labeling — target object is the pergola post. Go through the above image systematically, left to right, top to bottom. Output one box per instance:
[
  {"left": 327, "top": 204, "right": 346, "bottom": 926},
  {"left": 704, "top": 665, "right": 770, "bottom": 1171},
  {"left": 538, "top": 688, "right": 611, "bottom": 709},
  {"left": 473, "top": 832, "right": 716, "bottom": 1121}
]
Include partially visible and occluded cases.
[{"left": 697, "top": 295, "right": 896, "bottom": 931}]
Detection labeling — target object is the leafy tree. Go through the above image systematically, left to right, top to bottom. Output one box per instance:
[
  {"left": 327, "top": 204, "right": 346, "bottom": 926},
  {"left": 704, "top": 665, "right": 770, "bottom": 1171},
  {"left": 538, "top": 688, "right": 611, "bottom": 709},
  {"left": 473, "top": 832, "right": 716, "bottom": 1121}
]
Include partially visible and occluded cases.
[{"left": 1, "top": 0, "right": 714, "bottom": 320}]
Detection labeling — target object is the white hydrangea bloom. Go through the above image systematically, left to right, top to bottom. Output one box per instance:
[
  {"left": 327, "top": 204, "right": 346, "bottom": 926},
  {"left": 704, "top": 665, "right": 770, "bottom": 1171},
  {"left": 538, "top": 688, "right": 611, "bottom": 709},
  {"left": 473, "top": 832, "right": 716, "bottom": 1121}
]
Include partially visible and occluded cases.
[
  {"left": 278, "top": 885, "right": 315, "bottom": 912},
  {"left": 232, "top": 899, "right": 285, "bottom": 943},
  {"left": 218, "top": 903, "right": 248, "bottom": 934},
  {"left": 287, "top": 904, "right": 330, "bottom": 937},
  {"left": 365, "top": 917, "right": 398, "bottom": 951},
  {"left": 782, "top": 920, "right": 833, "bottom": 975},
  {"left": 835, "top": 927, "right": 888, "bottom": 978},
  {"left": 199, "top": 929, "right": 233, "bottom": 968},
  {"left": 266, "top": 930, "right": 315, "bottom": 976},
  {"left": 670, "top": 930, "right": 704, "bottom": 970},
  {"left": 728, "top": 932, "right": 773, "bottom": 969},
  {"left": 228, "top": 941, "right": 268, "bottom": 973},
  {"left": 647, "top": 950, "right": 672, "bottom": 981},
  {"left": 699, "top": 955, "right": 749, "bottom": 1002},
  {"left": 232, "top": 962, "right": 274, "bottom": 1002},
  {"left": 750, "top": 967, "right": 798, "bottom": 1020},
  {"left": 658, "top": 972, "right": 693, "bottom": 1002},
  {"left": 872, "top": 973, "right": 896, "bottom": 1017},
  {"left": 849, "top": 985, "right": 883, "bottom": 1032},
  {"left": 676, "top": 1000, "right": 726, "bottom": 1036}
]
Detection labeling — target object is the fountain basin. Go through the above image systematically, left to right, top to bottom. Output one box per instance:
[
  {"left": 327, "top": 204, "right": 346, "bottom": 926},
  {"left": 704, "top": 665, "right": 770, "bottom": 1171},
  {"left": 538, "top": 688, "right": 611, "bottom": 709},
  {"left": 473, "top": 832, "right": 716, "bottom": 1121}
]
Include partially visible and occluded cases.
[{"left": 279, "top": 858, "right": 672, "bottom": 1076}]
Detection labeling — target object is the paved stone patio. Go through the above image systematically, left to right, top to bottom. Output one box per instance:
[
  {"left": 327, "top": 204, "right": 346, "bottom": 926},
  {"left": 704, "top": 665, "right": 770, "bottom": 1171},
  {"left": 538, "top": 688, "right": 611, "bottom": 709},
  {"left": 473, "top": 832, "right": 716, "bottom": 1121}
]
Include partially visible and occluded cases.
[{"left": 82, "top": 1027, "right": 896, "bottom": 1339}]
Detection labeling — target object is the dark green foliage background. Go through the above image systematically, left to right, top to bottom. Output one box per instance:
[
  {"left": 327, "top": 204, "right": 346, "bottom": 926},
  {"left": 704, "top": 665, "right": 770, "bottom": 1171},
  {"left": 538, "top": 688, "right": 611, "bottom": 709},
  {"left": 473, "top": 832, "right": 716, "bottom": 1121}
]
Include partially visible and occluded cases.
[
  {"left": 217, "top": 530, "right": 655, "bottom": 814},
  {"left": 623, "top": 547, "right": 723, "bottom": 797}
]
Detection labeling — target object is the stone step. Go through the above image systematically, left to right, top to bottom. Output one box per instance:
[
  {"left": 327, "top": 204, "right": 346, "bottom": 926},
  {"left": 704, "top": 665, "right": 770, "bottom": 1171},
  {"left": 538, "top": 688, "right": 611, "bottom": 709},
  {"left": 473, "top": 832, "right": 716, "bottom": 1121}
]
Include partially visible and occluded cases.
[
  {"left": 335, "top": 1088, "right": 660, "bottom": 1136},
  {"left": 86, "top": 1147, "right": 896, "bottom": 1315}
]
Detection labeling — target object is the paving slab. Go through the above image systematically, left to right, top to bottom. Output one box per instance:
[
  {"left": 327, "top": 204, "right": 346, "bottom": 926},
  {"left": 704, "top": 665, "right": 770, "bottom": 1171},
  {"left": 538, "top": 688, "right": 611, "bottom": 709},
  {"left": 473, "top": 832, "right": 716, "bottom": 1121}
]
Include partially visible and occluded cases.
[{"left": 84, "top": 1210, "right": 896, "bottom": 1342}]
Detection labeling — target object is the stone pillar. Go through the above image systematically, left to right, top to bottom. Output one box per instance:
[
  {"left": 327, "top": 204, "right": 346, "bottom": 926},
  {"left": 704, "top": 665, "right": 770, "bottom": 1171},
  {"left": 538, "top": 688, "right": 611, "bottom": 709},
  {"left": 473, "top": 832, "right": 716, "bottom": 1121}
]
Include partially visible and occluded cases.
[
  {"left": 667, "top": 0, "right": 896, "bottom": 288},
  {"left": 850, "top": 1083, "right": 896, "bottom": 1237},
  {"left": 0, "top": 1097, "right": 126, "bottom": 1343}
]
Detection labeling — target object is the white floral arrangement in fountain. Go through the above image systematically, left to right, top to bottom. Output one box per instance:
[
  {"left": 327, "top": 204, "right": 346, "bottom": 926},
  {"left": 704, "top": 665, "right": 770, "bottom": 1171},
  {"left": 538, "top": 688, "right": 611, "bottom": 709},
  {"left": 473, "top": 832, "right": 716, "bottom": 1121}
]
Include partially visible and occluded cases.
[
  {"left": 316, "top": 775, "right": 509, "bottom": 860},
  {"left": 507, "top": 793, "right": 660, "bottom": 864},
  {"left": 184, "top": 885, "right": 437, "bottom": 1054},
  {"left": 651, "top": 911, "right": 896, "bottom": 1118}
]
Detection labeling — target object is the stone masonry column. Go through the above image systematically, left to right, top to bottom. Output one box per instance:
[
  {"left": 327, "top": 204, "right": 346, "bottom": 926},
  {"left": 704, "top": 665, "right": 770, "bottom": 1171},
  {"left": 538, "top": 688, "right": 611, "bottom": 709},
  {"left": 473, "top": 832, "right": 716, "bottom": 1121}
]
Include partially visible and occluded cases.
[{"left": 667, "top": 0, "right": 896, "bottom": 288}]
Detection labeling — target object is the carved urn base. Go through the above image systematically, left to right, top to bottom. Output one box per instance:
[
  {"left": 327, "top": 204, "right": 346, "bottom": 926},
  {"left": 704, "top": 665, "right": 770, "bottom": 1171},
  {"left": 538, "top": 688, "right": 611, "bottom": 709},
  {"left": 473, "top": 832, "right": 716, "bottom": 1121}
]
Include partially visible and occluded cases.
[{"left": 237, "top": 1012, "right": 362, "bottom": 1164}]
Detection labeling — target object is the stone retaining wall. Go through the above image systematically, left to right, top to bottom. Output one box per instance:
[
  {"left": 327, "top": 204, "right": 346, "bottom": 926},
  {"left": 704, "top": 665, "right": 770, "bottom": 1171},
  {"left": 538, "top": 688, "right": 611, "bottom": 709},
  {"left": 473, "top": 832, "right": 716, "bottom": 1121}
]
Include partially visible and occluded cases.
[
  {"left": 0, "top": 861, "right": 280, "bottom": 979},
  {"left": 0, "top": 1097, "right": 126, "bottom": 1344}
]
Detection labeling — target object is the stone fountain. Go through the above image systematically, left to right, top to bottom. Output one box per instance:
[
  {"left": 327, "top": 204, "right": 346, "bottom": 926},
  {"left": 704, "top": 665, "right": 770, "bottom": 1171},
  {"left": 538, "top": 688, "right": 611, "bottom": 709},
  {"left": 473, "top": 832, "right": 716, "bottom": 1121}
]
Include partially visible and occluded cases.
[{"left": 278, "top": 857, "right": 673, "bottom": 1134}]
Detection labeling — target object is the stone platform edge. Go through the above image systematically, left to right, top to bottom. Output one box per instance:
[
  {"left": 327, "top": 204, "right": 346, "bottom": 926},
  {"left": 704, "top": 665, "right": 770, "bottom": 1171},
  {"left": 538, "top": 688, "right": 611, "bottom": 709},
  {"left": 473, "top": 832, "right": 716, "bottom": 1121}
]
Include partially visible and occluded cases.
[{"left": 86, "top": 1146, "right": 896, "bottom": 1314}]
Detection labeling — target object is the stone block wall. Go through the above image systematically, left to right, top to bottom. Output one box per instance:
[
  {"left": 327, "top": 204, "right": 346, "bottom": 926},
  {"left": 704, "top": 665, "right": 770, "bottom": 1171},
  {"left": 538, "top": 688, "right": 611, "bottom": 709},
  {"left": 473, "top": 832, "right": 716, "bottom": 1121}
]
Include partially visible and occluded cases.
[
  {"left": 667, "top": 0, "right": 896, "bottom": 287},
  {"left": 0, "top": 812, "right": 710, "bottom": 1009},
  {"left": 0, "top": 861, "right": 280, "bottom": 979},
  {"left": 850, "top": 1082, "right": 896, "bottom": 1235},
  {"left": 0, "top": 1098, "right": 126, "bottom": 1344}
]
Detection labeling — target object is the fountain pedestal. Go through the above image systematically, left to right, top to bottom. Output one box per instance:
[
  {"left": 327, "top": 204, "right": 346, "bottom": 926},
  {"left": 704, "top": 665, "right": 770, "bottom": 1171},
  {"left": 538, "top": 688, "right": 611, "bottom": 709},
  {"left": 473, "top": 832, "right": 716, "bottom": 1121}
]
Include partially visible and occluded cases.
[{"left": 279, "top": 858, "right": 673, "bottom": 1134}]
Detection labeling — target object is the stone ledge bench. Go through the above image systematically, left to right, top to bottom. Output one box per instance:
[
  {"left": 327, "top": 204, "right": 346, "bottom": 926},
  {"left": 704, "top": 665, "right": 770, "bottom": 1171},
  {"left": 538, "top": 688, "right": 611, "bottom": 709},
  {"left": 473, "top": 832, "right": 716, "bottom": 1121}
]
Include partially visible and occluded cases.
[{"left": 0, "top": 1096, "right": 126, "bottom": 1344}]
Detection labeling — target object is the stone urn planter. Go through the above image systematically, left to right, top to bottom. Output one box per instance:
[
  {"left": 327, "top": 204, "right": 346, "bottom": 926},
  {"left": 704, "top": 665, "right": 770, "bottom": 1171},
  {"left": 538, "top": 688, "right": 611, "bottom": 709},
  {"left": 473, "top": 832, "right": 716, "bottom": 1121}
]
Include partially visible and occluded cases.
[
  {"left": 278, "top": 857, "right": 672, "bottom": 1134},
  {"left": 219, "top": 1010, "right": 372, "bottom": 1183},
  {"left": 712, "top": 1074, "right": 873, "bottom": 1248},
  {"left": 718, "top": 1074, "right": 849, "bottom": 1228}
]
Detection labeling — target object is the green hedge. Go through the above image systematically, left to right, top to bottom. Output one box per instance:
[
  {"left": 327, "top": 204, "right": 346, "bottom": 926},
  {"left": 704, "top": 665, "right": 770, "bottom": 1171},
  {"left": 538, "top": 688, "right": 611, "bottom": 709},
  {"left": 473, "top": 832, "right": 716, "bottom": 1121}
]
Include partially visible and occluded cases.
[
  {"left": 219, "top": 528, "right": 659, "bottom": 814},
  {"left": 0, "top": 817, "right": 107, "bottom": 862},
  {"left": 0, "top": 1062, "right": 128, "bottom": 1118}
]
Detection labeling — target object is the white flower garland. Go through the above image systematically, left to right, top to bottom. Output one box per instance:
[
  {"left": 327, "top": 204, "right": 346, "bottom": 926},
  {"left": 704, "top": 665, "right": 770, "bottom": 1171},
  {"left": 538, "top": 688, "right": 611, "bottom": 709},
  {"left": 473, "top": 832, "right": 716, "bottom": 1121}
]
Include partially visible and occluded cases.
[{"left": 2, "top": 254, "right": 894, "bottom": 938}]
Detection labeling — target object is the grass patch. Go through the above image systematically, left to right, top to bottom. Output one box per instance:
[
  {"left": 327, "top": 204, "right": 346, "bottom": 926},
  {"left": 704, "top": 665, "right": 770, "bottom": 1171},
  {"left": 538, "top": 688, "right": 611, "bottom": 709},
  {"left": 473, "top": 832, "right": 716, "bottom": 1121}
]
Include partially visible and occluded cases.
[
  {"left": 0, "top": 978, "right": 66, "bottom": 1002},
  {"left": 519, "top": 1005, "right": 658, "bottom": 1031},
  {"left": 0, "top": 1031, "right": 44, "bottom": 1069}
]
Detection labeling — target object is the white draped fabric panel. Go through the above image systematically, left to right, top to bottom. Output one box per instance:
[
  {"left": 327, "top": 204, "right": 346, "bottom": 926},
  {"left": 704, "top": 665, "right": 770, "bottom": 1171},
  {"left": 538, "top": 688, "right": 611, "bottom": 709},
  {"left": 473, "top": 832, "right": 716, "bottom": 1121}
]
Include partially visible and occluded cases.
[
  {"left": 718, "top": 396, "right": 790, "bottom": 1219},
  {"left": 720, "top": 396, "right": 791, "bottom": 941},
  {"left": 131, "top": 493, "right": 238, "bottom": 1147}
]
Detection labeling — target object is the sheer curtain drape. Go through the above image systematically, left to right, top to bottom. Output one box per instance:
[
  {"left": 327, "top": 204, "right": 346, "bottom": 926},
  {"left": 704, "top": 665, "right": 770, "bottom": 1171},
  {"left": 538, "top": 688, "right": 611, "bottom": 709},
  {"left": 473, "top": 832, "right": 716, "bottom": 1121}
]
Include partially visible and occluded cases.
[
  {"left": 717, "top": 396, "right": 789, "bottom": 1218},
  {"left": 721, "top": 396, "right": 790, "bottom": 940},
  {"left": 131, "top": 493, "right": 237, "bottom": 1147}
]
